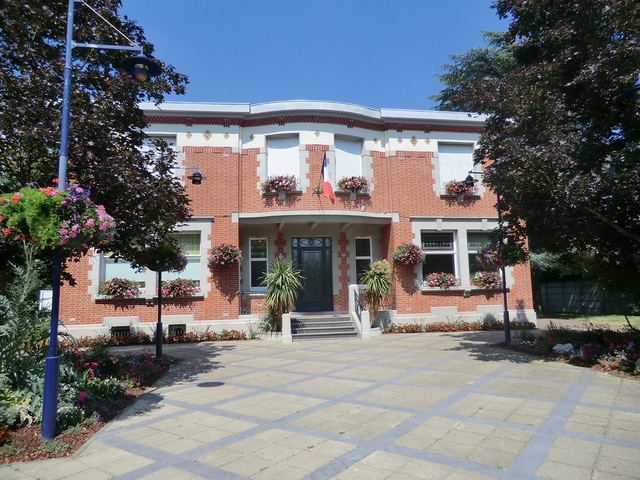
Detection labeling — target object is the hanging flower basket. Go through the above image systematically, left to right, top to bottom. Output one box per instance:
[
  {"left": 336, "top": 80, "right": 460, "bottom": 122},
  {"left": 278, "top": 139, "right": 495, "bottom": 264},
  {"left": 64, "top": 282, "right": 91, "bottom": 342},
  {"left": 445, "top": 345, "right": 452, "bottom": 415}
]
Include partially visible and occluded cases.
[
  {"left": 261, "top": 175, "right": 298, "bottom": 194},
  {"left": 337, "top": 176, "right": 369, "bottom": 193},
  {"left": 0, "top": 182, "right": 116, "bottom": 253},
  {"left": 476, "top": 239, "right": 528, "bottom": 268},
  {"left": 392, "top": 242, "right": 425, "bottom": 265},
  {"left": 208, "top": 243, "right": 242, "bottom": 268},
  {"left": 131, "top": 244, "right": 187, "bottom": 273}
]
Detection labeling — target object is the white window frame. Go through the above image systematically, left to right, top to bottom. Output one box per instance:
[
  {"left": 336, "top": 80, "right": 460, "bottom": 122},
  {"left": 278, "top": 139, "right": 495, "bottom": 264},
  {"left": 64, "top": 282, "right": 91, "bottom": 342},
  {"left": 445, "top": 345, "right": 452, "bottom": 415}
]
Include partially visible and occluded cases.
[
  {"left": 267, "top": 136, "right": 299, "bottom": 178},
  {"left": 335, "top": 137, "right": 363, "bottom": 181},
  {"left": 438, "top": 143, "right": 475, "bottom": 193},
  {"left": 421, "top": 231, "right": 457, "bottom": 276},
  {"left": 164, "top": 232, "right": 202, "bottom": 287},
  {"left": 354, "top": 237, "right": 372, "bottom": 285},
  {"left": 250, "top": 238, "right": 268, "bottom": 291}
]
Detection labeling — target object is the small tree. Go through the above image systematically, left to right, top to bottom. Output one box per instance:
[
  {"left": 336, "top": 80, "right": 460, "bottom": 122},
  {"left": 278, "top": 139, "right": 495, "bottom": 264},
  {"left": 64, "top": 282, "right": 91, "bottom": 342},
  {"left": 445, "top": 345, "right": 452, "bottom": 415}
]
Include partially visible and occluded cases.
[
  {"left": 261, "top": 259, "right": 304, "bottom": 331},
  {"left": 360, "top": 259, "right": 393, "bottom": 325}
]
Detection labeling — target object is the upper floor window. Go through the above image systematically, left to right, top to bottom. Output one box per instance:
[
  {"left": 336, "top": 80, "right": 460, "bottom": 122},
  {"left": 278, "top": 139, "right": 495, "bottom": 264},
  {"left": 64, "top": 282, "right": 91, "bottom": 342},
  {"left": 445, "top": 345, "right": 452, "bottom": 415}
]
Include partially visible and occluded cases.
[
  {"left": 267, "top": 136, "right": 299, "bottom": 178},
  {"left": 335, "top": 137, "right": 362, "bottom": 180},
  {"left": 438, "top": 143, "right": 474, "bottom": 188},
  {"left": 421, "top": 232, "right": 456, "bottom": 276},
  {"left": 354, "top": 237, "right": 372, "bottom": 283},
  {"left": 250, "top": 238, "right": 268, "bottom": 290}
]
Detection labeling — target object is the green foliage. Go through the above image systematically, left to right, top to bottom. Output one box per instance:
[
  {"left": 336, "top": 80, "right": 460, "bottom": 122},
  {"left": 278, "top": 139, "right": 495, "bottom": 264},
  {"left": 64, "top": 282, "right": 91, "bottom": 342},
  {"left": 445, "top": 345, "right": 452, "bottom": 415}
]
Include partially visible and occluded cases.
[
  {"left": 0, "top": 1, "right": 191, "bottom": 266},
  {"left": 434, "top": 1, "right": 640, "bottom": 311},
  {"left": 430, "top": 31, "right": 520, "bottom": 111},
  {"left": 0, "top": 188, "right": 66, "bottom": 247},
  {"left": 0, "top": 243, "right": 51, "bottom": 426},
  {"left": 261, "top": 259, "right": 305, "bottom": 331},
  {"left": 360, "top": 260, "right": 393, "bottom": 324},
  {"left": 257, "top": 306, "right": 279, "bottom": 333}
]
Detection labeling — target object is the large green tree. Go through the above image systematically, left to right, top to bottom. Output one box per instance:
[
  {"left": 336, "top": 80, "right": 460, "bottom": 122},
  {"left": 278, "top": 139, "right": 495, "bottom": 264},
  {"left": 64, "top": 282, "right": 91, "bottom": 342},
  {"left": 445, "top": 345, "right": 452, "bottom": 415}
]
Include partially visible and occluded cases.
[
  {"left": 0, "top": 0, "right": 190, "bottom": 262},
  {"left": 436, "top": 0, "right": 640, "bottom": 309}
]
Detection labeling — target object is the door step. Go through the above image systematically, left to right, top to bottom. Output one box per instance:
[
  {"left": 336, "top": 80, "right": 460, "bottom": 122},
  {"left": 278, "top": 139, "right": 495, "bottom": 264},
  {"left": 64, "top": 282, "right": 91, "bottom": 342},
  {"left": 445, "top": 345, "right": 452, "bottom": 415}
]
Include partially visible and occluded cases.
[{"left": 290, "top": 314, "right": 357, "bottom": 341}]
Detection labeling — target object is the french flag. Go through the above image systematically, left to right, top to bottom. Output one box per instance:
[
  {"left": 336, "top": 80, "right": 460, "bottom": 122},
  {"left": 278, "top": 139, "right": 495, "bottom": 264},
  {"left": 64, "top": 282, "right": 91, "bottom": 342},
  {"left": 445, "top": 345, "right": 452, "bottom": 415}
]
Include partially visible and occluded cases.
[{"left": 321, "top": 152, "right": 334, "bottom": 202}]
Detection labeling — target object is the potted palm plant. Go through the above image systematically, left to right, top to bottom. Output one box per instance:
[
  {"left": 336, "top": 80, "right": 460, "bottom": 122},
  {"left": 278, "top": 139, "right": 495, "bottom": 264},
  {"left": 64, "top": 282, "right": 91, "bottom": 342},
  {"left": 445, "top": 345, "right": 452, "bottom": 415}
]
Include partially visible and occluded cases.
[
  {"left": 260, "top": 259, "right": 304, "bottom": 331},
  {"left": 359, "top": 259, "right": 393, "bottom": 326}
]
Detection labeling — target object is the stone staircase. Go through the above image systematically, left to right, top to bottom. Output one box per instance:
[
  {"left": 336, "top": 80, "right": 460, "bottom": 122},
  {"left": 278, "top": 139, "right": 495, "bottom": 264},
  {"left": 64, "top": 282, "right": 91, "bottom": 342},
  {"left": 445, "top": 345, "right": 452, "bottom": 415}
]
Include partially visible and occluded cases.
[{"left": 290, "top": 313, "right": 357, "bottom": 341}]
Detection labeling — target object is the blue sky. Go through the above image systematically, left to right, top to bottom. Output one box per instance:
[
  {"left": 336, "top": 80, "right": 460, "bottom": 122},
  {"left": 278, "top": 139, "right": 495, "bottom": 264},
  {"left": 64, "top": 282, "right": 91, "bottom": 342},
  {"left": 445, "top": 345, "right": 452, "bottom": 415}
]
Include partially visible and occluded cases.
[{"left": 120, "top": 1, "right": 508, "bottom": 110}]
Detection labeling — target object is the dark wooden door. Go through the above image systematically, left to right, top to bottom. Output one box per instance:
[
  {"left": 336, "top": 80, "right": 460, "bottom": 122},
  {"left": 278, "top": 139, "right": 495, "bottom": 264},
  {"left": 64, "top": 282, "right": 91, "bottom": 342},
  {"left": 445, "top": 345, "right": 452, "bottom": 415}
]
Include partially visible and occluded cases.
[{"left": 292, "top": 237, "right": 333, "bottom": 312}]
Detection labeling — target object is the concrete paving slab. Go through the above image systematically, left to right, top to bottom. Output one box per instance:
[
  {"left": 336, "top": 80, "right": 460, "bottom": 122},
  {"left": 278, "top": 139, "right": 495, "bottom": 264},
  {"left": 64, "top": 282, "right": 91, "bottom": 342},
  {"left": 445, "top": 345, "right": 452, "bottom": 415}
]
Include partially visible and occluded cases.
[{"left": 2, "top": 331, "right": 640, "bottom": 479}]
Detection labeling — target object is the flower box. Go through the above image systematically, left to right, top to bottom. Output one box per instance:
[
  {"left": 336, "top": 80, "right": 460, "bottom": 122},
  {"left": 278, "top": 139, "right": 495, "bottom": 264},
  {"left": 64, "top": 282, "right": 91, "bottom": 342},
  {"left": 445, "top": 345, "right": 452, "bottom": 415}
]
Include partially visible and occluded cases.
[
  {"left": 261, "top": 175, "right": 299, "bottom": 195},
  {"left": 337, "top": 176, "right": 369, "bottom": 193},
  {"left": 442, "top": 180, "right": 478, "bottom": 197},
  {"left": 423, "top": 272, "right": 459, "bottom": 289}
]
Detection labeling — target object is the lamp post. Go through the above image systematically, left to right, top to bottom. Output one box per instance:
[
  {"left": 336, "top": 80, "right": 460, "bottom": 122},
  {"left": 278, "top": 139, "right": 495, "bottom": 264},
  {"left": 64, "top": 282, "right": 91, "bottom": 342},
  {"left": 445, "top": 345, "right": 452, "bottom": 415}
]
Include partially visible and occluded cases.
[
  {"left": 41, "top": 0, "right": 162, "bottom": 441},
  {"left": 465, "top": 172, "right": 511, "bottom": 346}
]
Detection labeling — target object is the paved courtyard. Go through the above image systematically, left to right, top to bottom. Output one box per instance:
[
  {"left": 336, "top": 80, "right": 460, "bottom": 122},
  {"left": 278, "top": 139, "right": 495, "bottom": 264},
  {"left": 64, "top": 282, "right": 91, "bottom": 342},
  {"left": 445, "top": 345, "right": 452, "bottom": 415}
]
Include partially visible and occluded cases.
[{"left": 3, "top": 330, "right": 640, "bottom": 479}]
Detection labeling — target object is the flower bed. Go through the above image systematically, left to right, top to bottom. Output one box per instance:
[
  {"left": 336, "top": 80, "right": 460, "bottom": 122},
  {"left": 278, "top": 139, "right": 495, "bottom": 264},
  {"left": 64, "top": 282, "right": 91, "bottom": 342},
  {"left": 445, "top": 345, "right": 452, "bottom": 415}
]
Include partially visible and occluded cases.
[{"left": 513, "top": 324, "right": 640, "bottom": 376}]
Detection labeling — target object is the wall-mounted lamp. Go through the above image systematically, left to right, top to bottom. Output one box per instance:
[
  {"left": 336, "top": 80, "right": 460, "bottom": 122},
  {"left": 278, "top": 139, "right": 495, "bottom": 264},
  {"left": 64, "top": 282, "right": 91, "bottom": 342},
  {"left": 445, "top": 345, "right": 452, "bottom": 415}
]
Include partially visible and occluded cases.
[
  {"left": 182, "top": 166, "right": 203, "bottom": 185},
  {"left": 313, "top": 186, "right": 322, "bottom": 196}
]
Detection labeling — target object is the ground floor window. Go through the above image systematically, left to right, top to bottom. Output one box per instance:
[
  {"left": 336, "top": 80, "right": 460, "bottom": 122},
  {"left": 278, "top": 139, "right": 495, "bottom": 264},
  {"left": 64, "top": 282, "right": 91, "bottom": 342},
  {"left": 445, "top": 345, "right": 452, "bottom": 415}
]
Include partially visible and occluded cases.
[
  {"left": 421, "top": 232, "right": 456, "bottom": 276},
  {"left": 467, "top": 232, "right": 496, "bottom": 274},
  {"left": 164, "top": 233, "right": 201, "bottom": 282},
  {"left": 355, "top": 237, "right": 372, "bottom": 283},
  {"left": 250, "top": 238, "right": 268, "bottom": 290}
]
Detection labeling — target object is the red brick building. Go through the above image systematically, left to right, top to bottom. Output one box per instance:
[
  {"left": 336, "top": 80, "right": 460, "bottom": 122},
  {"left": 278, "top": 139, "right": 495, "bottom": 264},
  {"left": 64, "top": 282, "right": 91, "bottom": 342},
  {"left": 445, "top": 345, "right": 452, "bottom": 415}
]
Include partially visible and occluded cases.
[{"left": 59, "top": 101, "right": 536, "bottom": 338}]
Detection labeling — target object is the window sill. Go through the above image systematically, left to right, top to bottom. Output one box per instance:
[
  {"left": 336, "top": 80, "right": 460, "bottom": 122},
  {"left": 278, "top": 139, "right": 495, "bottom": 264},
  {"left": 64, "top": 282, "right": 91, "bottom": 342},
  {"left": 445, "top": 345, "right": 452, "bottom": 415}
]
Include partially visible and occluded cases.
[
  {"left": 440, "top": 193, "right": 482, "bottom": 203},
  {"left": 419, "top": 286, "right": 508, "bottom": 294},
  {"left": 96, "top": 293, "right": 204, "bottom": 302}
]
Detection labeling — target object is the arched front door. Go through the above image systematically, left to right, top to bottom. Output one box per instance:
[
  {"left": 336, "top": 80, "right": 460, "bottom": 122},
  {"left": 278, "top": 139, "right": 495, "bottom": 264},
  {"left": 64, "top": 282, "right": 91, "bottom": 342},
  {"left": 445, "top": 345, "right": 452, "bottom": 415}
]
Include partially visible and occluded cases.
[{"left": 292, "top": 237, "right": 333, "bottom": 312}]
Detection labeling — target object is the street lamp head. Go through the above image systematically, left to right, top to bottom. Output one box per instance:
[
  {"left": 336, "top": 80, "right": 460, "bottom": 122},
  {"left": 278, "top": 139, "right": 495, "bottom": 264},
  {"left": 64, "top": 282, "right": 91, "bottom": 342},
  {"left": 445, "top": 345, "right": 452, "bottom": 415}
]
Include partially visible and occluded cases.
[
  {"left": 120, "top": 55, "right": 162, "bottom": 82},
  {"left": 624, "top": 74, "right": 640, "bottom": 104},
  {"left": 464, "top": 174, "right": 477, "bottom": 188}
]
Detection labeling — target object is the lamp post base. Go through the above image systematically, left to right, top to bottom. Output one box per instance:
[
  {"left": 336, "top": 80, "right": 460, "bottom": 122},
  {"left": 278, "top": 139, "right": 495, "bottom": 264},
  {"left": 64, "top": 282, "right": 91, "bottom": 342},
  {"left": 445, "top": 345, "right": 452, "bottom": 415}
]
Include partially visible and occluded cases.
[{"left": 41, "top": 356, "right": 60, "bottom": 440}]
